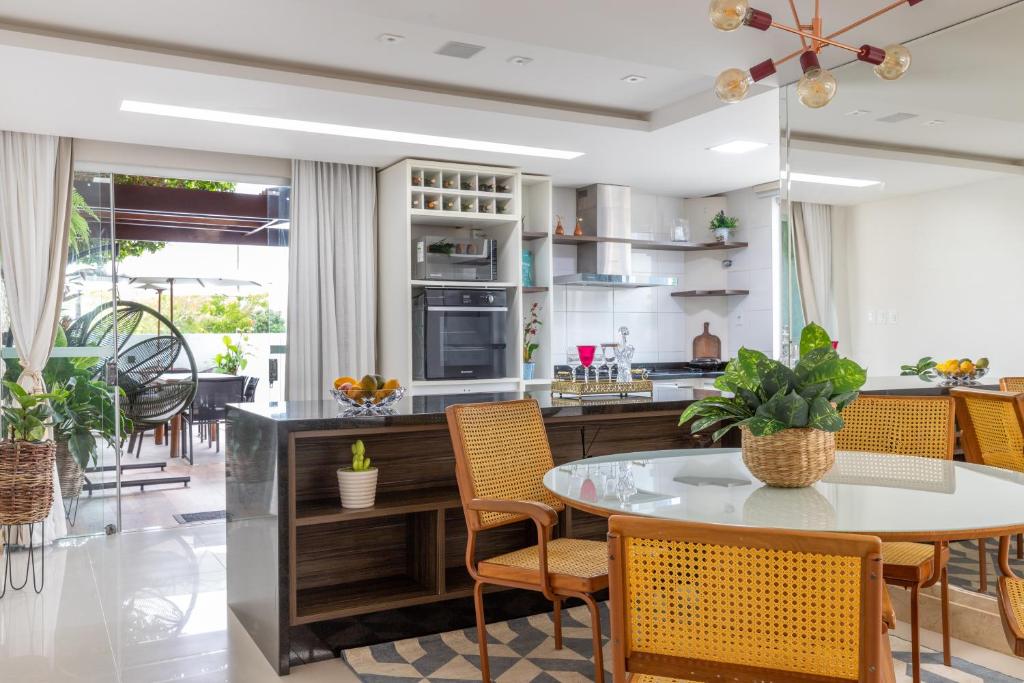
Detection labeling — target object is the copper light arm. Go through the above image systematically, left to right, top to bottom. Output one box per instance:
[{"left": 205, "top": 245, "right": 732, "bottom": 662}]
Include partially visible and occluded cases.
[
  {"left": 774, "top": 0, "right": 913, "bottom": 65},
  {"left": 788, "top": 0, "right": 809, "bottom": 49},
  {"left": 770, "top": 21, "right": 860, "bottom": 54}
]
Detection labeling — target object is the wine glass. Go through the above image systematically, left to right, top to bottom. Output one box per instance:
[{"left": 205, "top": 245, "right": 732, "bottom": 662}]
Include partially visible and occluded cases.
[
  {"left": 577, "top": 344, "right": 597, "bottom": 384},
  {"left": 601, "top": 344, "right": 617, "bottom": 382},
  {"left": 566, "top": 347, "right": 581, "bottom": 382}
]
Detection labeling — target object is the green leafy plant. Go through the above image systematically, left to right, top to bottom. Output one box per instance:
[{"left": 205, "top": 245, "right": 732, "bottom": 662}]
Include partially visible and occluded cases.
[
  {"left": 709, "top": 210, "right": 739, "bottom": 231},
  {"left": 523, "top": 302, "right": 542, "bottom": 362},
  {"left": 679, "top": 322, "right": 867, "bottom": 442},
  {"left": 214, "top": 335, "right": 250, "bottom": 375},
  {"left": 899, "top": 356, "right": 937, "bottom": 382},
  {"left": 1, "top": 381, "right": 67, "bottom": 442},
  {"left": 351, "top": 440, "right": 373, "bottom": 471}
]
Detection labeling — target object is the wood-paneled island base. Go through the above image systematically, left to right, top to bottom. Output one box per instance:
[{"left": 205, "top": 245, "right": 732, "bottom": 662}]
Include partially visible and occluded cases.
[{"left": 225, "top": 387, "right": 722, "bottom": 674}]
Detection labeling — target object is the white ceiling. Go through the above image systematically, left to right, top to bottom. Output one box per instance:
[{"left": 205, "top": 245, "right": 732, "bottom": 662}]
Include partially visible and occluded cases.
[{"left": 0, "top": 0, "right": 1014, "bottom": 196}]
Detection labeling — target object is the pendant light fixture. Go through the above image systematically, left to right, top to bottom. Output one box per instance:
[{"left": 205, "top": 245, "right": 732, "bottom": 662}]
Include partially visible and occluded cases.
[{"left": 709, "top": 0, "right": 924, "bottom": 108}]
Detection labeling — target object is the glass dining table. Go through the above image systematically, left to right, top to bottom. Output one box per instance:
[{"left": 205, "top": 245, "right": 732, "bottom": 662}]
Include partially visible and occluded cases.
[{"left": 544, "top": 448, "right": 1024, "bottom": 561}]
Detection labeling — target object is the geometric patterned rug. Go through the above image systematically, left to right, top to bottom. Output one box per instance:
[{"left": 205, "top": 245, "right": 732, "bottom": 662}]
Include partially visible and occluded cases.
[
  {"left": 949, "top": 539, "right": 1024, "bottom": 597},
  {"left": 342, "top": 602, "right": 1023, "bottom": 682}
]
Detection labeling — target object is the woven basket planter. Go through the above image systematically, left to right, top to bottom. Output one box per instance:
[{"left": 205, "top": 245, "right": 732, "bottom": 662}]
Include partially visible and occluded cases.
[
  {"left": 740, "top": 426, "right": 835, "bottom": 488},
  {"left": 0, "top": 439, "right": 56, "bottom": 525},
  {"left": 55, "top": 441, "right": 84, "bottom": 499}
]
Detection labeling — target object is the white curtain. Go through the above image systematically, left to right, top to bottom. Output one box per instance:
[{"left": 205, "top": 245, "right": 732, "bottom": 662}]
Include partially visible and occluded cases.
[
  {"left": 0, "top": 131, "right": 73, "bottom": 542},
  {"left": 286, "top": 161, "right": 376, "bottom": 401},
  {"left": 792, "top": 201, "right": 838, "bottom": 335}
]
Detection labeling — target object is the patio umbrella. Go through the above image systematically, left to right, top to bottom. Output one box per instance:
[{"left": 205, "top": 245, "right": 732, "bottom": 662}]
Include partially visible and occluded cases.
[{"left": 123, "top": 276, "right": 263, "bottom": 322}]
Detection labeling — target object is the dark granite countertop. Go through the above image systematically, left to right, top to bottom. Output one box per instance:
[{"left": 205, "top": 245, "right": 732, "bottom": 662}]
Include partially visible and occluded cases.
[{"left": 227, "top": 386, "right": 706, "bottom": 431}]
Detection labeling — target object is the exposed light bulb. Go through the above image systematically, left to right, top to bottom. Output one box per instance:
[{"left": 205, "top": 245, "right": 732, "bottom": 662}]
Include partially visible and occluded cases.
[
  {"left": 708, "top": 0, "right": 749, "bottom": 31},
  {"left": 874, "top": 44, "right": 912, "bottom": 81},
  {"left": 796, "top": 51, "right": 837, "bottom": 109},
  {"left": 713, "top": 59, "right": 776, "bottom": 104}
]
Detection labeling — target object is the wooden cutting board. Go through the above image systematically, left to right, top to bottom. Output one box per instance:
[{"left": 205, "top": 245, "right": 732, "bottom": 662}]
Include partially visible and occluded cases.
[{"left": 692, "top": 322, "right": 721, "bottom": 360}]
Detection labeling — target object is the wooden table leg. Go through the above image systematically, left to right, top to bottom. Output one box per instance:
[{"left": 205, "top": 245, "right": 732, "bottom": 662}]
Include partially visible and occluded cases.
[
  {"left": 170, "top": 414, "right": 181, "bottom": 458},
  {"left": 154, "top": 424, "right": 164, "bottom": 446}
]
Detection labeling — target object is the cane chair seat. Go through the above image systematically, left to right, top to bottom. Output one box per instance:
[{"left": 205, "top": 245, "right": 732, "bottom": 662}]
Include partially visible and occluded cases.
[
  {"left": 478, "top": 538, "right": 609, "bottom": 592},
  {"left": 882, "top": 542, "right": 945, "bottom": 583},
  {"left": 998, "top": 576, "right": 1024, "bottom": 657}
]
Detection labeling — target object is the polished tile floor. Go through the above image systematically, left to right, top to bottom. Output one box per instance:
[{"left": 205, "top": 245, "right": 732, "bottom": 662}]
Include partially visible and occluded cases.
[
  {"left": 3, "top": 523, "right": 1024, "bottom": 682},
  {"left": 0, "top": 524, "right": 359, "bottom": 682}
]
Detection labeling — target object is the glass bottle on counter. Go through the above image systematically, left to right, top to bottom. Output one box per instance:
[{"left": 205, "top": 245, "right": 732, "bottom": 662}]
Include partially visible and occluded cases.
[{"left": 614, "top": 326, "right": 635, "bottom": 382}]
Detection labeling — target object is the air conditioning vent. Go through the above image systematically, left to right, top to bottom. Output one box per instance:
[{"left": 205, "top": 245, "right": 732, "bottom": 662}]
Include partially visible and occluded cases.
[
  {"left": 435, "top": 41, "right": 486, "bottom": 59},
  {"left": 876, "top": 112, "right": 918, "bottom": 123}
]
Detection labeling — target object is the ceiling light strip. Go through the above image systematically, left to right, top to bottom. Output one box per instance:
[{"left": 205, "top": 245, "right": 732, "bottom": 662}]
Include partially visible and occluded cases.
[{"left": 120, "top": 100, "right": 584, "bottom": 160}]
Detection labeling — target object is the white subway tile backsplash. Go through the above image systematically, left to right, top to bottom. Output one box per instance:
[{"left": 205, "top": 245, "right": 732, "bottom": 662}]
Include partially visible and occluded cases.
[
  {"left": 565, "top": 287, "right": 613, "bottom": 312},
  {"left": 613, "top": 287, "right": 656, "bottom": 313},
  {"left": 565, "top": 312, "right": 613, "bottom": 347},
  {"left": 614, "top": 312, "right": 658, "bottom": 346},
  {"left": 656, "top": 313, "right": 688, "bottom": 353}
]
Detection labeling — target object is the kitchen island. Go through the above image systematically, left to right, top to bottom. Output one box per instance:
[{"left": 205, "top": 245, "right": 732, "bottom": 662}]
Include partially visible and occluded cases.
[{"left": 225, "top": 386, "right": 719, "bottom": 674}]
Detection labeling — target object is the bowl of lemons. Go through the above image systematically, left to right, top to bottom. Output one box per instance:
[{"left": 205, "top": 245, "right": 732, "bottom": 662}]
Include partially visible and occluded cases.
[
  {"left": 934, "top": 357, "right": 989, "bottom": 386},
  {"left": 330, "top": 374, "right": 405, "bottom": 415}
]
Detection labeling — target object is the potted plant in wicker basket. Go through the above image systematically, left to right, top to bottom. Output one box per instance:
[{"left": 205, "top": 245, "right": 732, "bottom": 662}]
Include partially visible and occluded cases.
[
  {"left": 679, "top": 323, "right": 867, "bottom": 488},
  {"left": 1, "top": 380, "right": 67, "bottom": 594}
]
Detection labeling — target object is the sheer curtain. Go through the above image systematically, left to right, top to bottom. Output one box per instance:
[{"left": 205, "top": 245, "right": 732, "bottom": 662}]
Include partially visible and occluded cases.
[
  {"left": 0, "top": 131, "right": 73, "bottom": 542},
  {"left": 286, "top": 161, "right": 377, "bottom": 401},
  {"left": 792, "top": 201, "right": 838, "bottom": 335}
]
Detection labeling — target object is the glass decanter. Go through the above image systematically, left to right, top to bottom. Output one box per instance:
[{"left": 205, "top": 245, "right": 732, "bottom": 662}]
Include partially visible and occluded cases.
[{"left": 613, "top": 326, "right": 635, "bottom": 382}]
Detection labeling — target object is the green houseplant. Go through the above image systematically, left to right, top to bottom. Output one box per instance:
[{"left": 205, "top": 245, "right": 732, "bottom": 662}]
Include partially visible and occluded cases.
[
  {"left": 709, "top": 210, "right": 739, "bottom": 242},
  {"left": 523, "top": 302, "right": 542, "bottom": 381},
  {"left": 679, "top": 323, "right": 867, "bottom": 487},
  {"left": 214, "top": 335, "right": 250, "bottom": 375},
  {"left": 0, "top": 381, "right": 67, "bottom": 528},
  {"left": 336, "top": 440, "right": 378, "bottom": 509}
]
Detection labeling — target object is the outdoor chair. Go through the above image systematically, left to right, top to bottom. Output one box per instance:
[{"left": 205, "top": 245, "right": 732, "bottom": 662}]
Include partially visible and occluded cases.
[{"left": 184, "top": 376, "right": 245, "bottom": 460}]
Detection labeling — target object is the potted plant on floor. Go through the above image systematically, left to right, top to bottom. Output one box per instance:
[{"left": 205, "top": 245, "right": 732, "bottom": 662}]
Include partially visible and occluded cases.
[
  {"left": 709, "top": 210, "right": 739, "bottom": 242},
  {"left": 523, "top": 302, "right": 542, "bottom": 381},
  {"left": 679, "top": 323, "right": 867, "bottom": 487},
  {"left": 0, "top": 381, "right": 66, "bottom": 532},
  {"left": 337, "top": 440, "right": 378, "bottom": 509}
]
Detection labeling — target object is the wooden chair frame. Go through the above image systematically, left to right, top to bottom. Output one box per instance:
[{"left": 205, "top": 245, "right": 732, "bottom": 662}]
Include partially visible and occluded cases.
[
  {"left": 446, "top": 400, "right": 607, "bottom": 683},
  {"left": 607, "top": 515, "right": 893, "bottom": 682}
]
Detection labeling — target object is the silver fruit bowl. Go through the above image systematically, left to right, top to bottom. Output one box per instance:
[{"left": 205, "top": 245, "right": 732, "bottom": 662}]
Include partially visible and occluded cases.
[
  {"left": 935, "top": 366, "right": 988, "bottom": 387},
  {"left": 330, "top": 386, "right": 407, "bottom": 416}
]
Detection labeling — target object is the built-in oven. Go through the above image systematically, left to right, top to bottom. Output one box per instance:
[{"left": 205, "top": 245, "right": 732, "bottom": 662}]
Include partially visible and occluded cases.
[{"left": 413, "top": 288, "right": 507, "bottom": 380}]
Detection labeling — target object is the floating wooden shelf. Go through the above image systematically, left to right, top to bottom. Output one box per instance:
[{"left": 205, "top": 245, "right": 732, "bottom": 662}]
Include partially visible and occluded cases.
[
  {"left": 521, "top": 231, "right": 549, "bottom": 241},
  {"left": 552, "top": 235, "right": 747, "bottom": 252},
  {"left": 523, "top": 286, "right": 549, "bottom": 294},
  {"left": 671, "top": 289, "right": 750, "bottom": 298},
  {"left": 295, "top": 487, "right": 462, "bottom": 526}
]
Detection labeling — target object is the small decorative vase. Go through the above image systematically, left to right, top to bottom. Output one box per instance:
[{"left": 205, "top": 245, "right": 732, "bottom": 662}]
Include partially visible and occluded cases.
[
  {"left": 555, "top": 217, "right": 565, "bottom": 235},
  {"left": 574, "top": 217, "right": 584, "bottom": 237},
  {"left": 713, "top": 227, "right": 732, "bottom": 243},
  {"left": 523, "top": 361, "right": 536, "bottom": 380},
  {"left": 740, "top": 426, "right": 835, "bottom": 488},
  {"left": 337, "top": 467, "right": 378, "bottom": 509}
]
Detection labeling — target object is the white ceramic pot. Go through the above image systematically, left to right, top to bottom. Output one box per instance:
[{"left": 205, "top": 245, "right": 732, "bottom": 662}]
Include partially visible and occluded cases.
[
  {"left": 713, "top": 227, "right": 732, "bottom": 242},
  {"left": 337, "top": 468, "right": 378, "bottom": 509}
]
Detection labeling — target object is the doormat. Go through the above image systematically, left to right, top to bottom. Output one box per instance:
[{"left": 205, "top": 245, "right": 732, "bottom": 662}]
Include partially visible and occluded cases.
[{"left": 172, "top": 510, "right": 226, "bottom": 524}]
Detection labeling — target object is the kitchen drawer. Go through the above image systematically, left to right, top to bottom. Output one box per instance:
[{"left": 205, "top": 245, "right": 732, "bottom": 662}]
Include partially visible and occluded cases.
[{"left": 410, "top": 379, "right": 521, "bottom": 396}]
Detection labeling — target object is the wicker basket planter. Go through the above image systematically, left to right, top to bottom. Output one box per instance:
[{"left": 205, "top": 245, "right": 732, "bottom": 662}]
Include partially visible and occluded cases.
[
  {"left": 740, "top": 426, "right": 835, "bottom": 488},
  {"left": 0, "top": 439, "right": 56, "bottom": 525},
  {"left": 55, "top": 441, "right": 84, "bottom": 499}
]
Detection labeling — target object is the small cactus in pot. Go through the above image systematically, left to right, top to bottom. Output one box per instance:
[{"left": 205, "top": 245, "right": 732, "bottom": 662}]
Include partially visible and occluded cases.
[{"left": 337, "top": 440, "right": 379, "bottom": 509}]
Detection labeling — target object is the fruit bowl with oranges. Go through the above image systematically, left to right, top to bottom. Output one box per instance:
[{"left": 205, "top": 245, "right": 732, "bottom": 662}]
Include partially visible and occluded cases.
[
  {"left": 934, "top": 357, "right": 989, "bottom": 386},
  {"left": 331, "top": 374, "right": 405, "bottom": 415}
]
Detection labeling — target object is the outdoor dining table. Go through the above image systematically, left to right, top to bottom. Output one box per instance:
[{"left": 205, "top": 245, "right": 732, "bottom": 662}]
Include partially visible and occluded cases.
[
  {"left": 152, "top": 372, "right": 244, "bottom": 454},
  {"left": 544, "top": 447, "right": 1024, "bottom": 570}
]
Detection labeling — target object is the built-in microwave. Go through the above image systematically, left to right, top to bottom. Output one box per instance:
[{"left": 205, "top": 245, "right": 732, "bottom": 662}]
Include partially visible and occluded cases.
[
  {"left": 412, "top": 236, "right": 497, "bottom": 282},
  {"left": 413, "top": 288, "right": 507, "bottom": 380}
]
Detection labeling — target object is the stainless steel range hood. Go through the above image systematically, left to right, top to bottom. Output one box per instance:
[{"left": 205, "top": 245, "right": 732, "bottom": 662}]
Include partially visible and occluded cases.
[{"left": 555, "top": 184, "right": 677, "bottom": 289}]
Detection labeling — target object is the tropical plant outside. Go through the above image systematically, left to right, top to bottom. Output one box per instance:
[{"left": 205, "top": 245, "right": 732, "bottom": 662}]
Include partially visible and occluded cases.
[{"left": 214, "top": 335, "right": 250, "bottom": 375}]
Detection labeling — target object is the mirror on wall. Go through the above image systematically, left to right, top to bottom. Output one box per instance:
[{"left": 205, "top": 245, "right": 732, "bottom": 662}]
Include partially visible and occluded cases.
[{"left": 779, "top": 1, "right": 1024, "bottom": 379}]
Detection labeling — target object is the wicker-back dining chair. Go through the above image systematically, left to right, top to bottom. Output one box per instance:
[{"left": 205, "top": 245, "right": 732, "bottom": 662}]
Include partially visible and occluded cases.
[
  {"left": 1001, "top": 377, "right": 1024, "bottom": 393},
  {"left": 835, "top": 395, "right": 954, "bottom": 679},
  {"left": 445, "top": 399, "right": 609, "bottom": 683},
  {"left": 607, "top": 515, "right": 896, "bottom": 682}
]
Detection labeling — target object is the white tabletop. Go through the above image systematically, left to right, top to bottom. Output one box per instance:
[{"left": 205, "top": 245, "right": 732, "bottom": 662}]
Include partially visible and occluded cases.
[{"left": 543, "top": 448, "right": 1024, "bottom": 541}]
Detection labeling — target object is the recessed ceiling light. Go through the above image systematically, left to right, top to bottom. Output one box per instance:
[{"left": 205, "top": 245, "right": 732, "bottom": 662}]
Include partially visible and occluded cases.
[
  {"left": 377, "top": 33, "right": 405, "bottom": 44},
  {"left": 436, "top": 41, "right": 485, "bottom": 59},
  {"left": 507, "top": 56, "right": 533, "bottom": 66},
  {"left": 621, "top": 74, "right": 646, "bottom": 84},
  {"left": 120, "top": 100, "right": 585, "bottom": 160},
  {"left": 844, "top": 109, "right": 871, "bottom": 117},
  {"left": 876, "top": 112, "right": 918, "bottom": 123},
  {"left": 923, "top": 119, "right": 945, "bottom": 126},
  {"left": 708, "top": 140, "right": 768, "bottom": 154},
  {"left": 788, "top": 172, "right": 881, "bottom": 188}
]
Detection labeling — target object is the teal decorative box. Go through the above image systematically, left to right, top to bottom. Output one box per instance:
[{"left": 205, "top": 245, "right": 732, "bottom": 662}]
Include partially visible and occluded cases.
[{"left": 522, "top": 249, "right": 534, "bottom": 287}]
